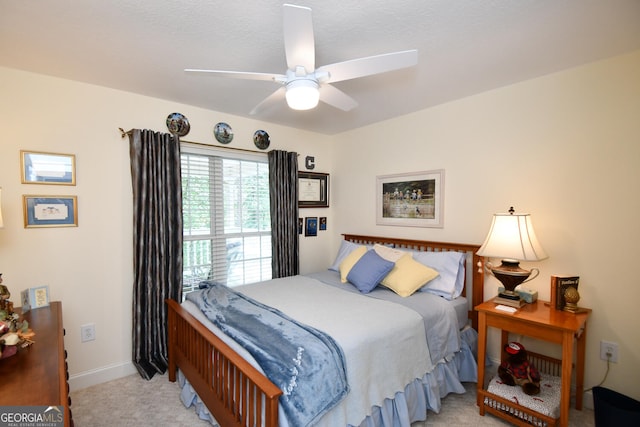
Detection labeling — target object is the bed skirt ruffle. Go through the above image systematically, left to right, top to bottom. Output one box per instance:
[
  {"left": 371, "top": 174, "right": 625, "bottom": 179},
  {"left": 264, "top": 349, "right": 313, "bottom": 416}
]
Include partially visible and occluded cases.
[{"left": 177, "top": 327, "right": 478, "bottom": 427}]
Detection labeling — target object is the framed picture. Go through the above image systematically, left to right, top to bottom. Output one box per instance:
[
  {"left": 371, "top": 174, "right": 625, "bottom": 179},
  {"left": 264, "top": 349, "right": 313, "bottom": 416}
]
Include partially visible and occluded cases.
[
  {"left": 21, "top": 150, "right": 76, "bottom": 185},
  {"left": 376, "top": 169, "right": 444, "bottom": 228},
  {"left": 298, "top": 172, "right": 329, "bottom": 208},
  {"left": 23, "top": 195, "right": 78, "bottom": 228},
  {"left": 305, "top": 217, "right": 318, "bottom": 236},
  {"left": 319, "top": 217, "right": 327, "bottom": 231},
  {"left": 298, "top": 218, "right": 303, "bottom": 235},
  {"left": 20, "top": 285, "right": 50, "bottom": 312}
]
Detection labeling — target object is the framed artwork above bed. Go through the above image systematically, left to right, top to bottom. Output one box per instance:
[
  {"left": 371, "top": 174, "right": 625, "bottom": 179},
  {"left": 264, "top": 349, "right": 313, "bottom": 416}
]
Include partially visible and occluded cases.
[{"left": 376, "top": 169, "right": 444, "bottom": 228}]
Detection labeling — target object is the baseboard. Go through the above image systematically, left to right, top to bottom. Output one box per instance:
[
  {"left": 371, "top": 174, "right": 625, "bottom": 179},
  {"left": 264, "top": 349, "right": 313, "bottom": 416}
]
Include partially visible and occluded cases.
[
  {"left": 69, "top": 361, "right": 138, "bottom": 392},
  {"left": 583, "top": 390, "right": 594, "bottom": 410}
]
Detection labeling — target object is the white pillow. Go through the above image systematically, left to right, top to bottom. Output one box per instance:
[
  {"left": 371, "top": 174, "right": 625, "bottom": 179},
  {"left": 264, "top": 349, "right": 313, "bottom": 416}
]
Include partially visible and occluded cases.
[
  {"left": 329, "top": 240, "right": 362, "bottom": 271},
  {"left": 373, "top": 243, "right": 408, "bottom": 262},
  {"left": 412, "top": 250, "right": 466, "bottom": 300}
]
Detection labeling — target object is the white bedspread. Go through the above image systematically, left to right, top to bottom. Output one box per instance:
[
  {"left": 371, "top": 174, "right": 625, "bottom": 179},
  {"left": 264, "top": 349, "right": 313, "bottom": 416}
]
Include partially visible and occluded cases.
[{"left": 182, "top": 275, "right": 433, "bottom": 427}]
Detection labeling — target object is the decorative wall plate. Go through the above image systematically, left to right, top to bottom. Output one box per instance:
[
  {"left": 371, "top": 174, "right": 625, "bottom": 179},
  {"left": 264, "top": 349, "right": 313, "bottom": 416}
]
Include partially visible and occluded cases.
[
  {"left": 166, "top": 112, "right": 190, "bottom": 137},
  {"left": 214, "top": 122, "right": 234, "bottom": 144},
  {"left": 253, "top": 130, "right": 270, "bottom": 150}
]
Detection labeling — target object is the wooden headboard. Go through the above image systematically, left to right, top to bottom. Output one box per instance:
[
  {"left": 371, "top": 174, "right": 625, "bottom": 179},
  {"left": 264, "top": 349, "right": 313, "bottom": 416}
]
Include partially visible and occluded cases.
[{"left": 342, "top": 234, "right": 485, "bottom": 330}]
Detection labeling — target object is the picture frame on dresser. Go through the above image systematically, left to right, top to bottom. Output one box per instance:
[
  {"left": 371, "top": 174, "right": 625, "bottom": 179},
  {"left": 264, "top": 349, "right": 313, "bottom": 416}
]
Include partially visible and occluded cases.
[
  {"left": 21, "top": 150, "right": 76, "bottom": 185},
  {"left": 376, "top": 169, "right": 444, "bottom": 228}
]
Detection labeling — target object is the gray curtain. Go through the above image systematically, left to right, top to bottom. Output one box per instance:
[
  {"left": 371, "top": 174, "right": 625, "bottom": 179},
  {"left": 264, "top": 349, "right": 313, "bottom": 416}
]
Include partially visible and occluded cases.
[
  {"left": 128, "top": 129, "right": 183, "bottom": 380},
  {"left": 268, "top": 150, "right": 299, "bottom": 278}
]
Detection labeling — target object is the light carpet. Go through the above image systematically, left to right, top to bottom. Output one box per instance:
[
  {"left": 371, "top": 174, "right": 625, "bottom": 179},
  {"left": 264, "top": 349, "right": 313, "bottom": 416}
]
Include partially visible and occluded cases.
[{"left": 70, "top": 373, "right": 595, "bottom": 426}]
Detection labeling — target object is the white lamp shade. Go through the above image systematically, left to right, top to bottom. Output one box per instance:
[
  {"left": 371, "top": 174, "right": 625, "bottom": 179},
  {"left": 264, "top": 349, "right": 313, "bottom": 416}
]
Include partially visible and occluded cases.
[
  {"left": 285, "top": 79, "right": 319, "bottom": 110},
  {"left": 477, "top": 211, "right": 547, "bottom": 261}
]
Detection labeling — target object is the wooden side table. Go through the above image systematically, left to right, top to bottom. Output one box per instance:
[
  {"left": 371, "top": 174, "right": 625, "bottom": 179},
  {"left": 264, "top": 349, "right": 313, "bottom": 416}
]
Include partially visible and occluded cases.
[{"left": 476, "top": 300, "right": 591, "bottom": 427}]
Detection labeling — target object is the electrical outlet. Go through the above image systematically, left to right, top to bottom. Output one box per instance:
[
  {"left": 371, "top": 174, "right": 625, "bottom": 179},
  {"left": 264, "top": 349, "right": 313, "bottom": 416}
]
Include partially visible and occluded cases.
[
  {"left": 81, "top": 323, "right": 96, "bottom": 343},
  {"left": 600, "top": 340, "right": 619, "bottom": 363}
]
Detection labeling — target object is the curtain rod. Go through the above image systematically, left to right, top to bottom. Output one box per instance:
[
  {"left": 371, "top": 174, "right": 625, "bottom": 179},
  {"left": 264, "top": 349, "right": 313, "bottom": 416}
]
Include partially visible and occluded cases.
[{"left": 118, "top": 127, "right": 282, "bottom": 156}]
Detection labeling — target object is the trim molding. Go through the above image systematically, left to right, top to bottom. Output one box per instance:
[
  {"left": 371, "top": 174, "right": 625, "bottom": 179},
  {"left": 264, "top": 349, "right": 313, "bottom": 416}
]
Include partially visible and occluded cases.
[{"left": 69, "top": 361, "right": 137, "bottom": 391}]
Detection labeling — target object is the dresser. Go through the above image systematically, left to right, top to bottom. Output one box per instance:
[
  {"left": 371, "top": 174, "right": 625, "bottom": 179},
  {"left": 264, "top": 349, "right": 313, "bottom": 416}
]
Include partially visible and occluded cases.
[{"left": 0, "top": 301, "right": 73, "bottom": 426}]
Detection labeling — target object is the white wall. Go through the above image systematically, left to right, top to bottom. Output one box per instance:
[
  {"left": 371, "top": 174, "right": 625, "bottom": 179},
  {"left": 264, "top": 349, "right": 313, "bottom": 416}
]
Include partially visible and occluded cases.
[
  {"left": 1, "top": 49, "right": 638, "bottom": 402},
  {"left": 331, "top": 51, "right": 640, "bottom": 401},
  {"left": 0, "top": 66, "right": 332, "bottom": 389}
]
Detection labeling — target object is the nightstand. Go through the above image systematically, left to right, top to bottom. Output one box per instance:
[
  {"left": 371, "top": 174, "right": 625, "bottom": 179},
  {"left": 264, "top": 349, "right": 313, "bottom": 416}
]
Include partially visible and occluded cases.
[{"left": 475, "top": 300, "right": 591, "bottom": 427}]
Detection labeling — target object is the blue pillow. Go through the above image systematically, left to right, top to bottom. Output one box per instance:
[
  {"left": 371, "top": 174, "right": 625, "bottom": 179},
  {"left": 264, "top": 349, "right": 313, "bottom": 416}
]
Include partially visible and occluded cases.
[{"left": 347, "top": 249, "right": 395, "bottom": 293}]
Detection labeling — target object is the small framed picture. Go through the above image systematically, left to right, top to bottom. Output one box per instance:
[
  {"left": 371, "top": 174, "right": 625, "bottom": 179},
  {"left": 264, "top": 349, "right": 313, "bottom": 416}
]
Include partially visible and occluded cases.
[
  {"left": 21, "top": 150, "right": 76, "bottom": 185},
  {"left": 23, "top": 195, "right": 78, "bottom": 228},
  {"left": 305, "top": 217, "right": 318, "bottom": 237},
  {"left": 319, "top": 217, "right": 327, "bottom": 231},
  {"left": 298, "top": 218, "right": 303, "bottom": 235},
  {"left": 20, "top": 285, "right": 50, "bottom": 312}
]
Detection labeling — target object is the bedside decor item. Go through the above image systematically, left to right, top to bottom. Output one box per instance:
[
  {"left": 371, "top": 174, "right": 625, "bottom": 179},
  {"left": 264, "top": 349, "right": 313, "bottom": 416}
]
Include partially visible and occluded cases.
[
  {"left": 166, "top": 112, "right": 190, "bottom": 137},
  {"left": 214, "top": 122, "right": 233, "bottom": 144},
  {"left": 253, "top": 130, "right": 270, "bottom": 150},
  {"left": 21, "top": 150, "right": 76, "bottom": 185},
  {"left": 376, "top": 170, "right": 444, "bottom": 228},
  {"left": 298, "top": 172, "right": 329, "bottom": 208},
  {"left": 23, "top": 195, "right": 78, "bottom": 228},
  {"left": 477, "top": 207, "right": 548, "bottom": 307},
  {"left": 550, "top": 275, "right": 580, "bottom": 310},
  {"left": 497, "top": 342, "right": 541, "bottom": 395}
]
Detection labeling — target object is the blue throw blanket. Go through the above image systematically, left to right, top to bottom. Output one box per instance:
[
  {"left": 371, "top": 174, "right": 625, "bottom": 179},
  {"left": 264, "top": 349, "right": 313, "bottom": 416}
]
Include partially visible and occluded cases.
[{"left": 187, "top": 281, "right": 349, "bottom": 426}]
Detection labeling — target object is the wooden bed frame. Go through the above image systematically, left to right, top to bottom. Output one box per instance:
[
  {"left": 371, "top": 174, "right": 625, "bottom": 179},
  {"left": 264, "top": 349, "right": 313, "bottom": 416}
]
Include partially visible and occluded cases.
[{"left": 167, "top": 234, "right": 485, "bottom": 427}]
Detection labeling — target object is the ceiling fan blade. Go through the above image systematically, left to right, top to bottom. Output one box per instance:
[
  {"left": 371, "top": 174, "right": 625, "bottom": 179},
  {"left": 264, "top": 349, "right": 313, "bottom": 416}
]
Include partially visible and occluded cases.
[
  {"left": 283, "top": 4, "right": 315, "bottom": 73},
  {"left": 317, "top": 49, "right": 418, "bottom": 83},
  {"left": 185, "top": 69, "right": 284, "bottom": 82},
  {"left": 319, "top": 84, "right": 358, "bottom": 111},
  {"left": 250, "top": 86, "right": 286, "bottom": 115}
]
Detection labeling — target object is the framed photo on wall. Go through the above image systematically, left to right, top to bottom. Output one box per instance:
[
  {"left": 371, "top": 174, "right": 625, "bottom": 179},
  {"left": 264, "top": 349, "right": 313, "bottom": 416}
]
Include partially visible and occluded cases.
[
  {"left": 21, "top": 150, "right": 76, "bottom": 185},
  {"left": 376, "top": 169, "right": 444, "bottom": 228},
  {"left": 298, "top": 172, "right": 329, "bottom": 208},
  {"left": 23, "top": 195, "right": 78, "bottom": 228},
  {"left": 305, "top": 217, "right": 318, "bottom": 236}
]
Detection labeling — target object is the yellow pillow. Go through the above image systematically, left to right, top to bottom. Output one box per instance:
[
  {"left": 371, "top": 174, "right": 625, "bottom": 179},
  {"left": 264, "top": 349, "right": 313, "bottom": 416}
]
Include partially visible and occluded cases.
[
  {"left": 339, "top": 246, "right": 367, "bottom": 283},
  {"left": 381, "top": 253, "right": 439, "bottom": 297}
]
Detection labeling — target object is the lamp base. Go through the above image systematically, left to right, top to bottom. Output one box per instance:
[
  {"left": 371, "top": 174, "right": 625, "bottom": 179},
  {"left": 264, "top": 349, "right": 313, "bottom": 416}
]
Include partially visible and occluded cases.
[{"left": 493, "top": 294, "right": 526, "bottom": 308}]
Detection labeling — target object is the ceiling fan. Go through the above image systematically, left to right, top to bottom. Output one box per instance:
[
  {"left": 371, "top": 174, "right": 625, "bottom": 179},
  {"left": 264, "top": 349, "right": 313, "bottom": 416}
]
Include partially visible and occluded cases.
[{"left": 185, "top": 3, "right": 418, "bottom": 114}]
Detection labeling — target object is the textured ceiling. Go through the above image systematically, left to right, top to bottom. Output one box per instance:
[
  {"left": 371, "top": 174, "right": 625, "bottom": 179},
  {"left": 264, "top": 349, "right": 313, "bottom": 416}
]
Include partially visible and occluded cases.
[{"left": 2, "top": 0, "right": 640, "bottom": 135}]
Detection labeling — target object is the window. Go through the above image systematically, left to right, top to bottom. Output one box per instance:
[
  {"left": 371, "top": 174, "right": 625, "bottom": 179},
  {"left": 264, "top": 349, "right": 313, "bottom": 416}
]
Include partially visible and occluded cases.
[{"left": 181, "top": 144, "right": 271, "bottom": 295}]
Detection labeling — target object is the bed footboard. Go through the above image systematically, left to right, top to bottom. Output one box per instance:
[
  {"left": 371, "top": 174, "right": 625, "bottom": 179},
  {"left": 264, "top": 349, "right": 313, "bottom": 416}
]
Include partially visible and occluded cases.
[{"left": 166, "top": 299, "right": 282, "bottom": 427}]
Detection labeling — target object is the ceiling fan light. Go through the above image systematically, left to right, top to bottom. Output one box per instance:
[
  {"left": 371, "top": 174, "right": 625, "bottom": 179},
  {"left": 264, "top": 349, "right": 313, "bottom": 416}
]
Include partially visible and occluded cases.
[{"left": 285, "top": 79, "right": 319, "bottom": 110}]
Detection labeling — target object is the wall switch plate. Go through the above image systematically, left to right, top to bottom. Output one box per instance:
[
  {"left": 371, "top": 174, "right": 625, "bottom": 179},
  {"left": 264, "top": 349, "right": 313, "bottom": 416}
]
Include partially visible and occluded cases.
[
  {"left": 81, "top": 323, "right": 96, "bottom": 342},
  {"left": 600, "top": 340, "right": 619, "bottom": 363}
]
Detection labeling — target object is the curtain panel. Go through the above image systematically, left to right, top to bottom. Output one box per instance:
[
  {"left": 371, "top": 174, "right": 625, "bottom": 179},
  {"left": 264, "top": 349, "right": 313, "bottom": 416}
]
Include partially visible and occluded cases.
[
  {"left": 128, "top": 129, "right": 183, "bottom": 380},
  {"left": 268, "top": 150, "right": 299, "bottom": 278}
]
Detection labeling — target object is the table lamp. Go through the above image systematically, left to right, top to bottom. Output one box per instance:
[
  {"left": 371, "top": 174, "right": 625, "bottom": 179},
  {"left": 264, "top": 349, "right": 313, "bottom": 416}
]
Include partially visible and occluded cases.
[{"left": 477, "top": 207, "right": 548, "bottom": 307}]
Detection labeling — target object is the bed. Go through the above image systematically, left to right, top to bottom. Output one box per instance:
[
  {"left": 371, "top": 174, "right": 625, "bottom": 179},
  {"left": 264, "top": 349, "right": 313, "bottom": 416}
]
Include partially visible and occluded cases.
[{"left": 166, "top": 234, "right": 486, "bottom": 427}]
